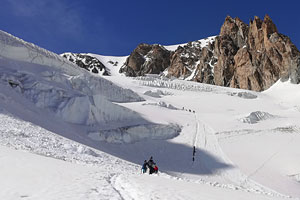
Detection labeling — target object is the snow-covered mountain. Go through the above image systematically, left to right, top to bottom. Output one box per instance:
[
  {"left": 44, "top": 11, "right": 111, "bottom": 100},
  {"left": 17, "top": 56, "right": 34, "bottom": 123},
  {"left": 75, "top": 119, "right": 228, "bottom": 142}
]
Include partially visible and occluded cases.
[{"left": 1, "top": 29, "right": 300, "bottom": 200}]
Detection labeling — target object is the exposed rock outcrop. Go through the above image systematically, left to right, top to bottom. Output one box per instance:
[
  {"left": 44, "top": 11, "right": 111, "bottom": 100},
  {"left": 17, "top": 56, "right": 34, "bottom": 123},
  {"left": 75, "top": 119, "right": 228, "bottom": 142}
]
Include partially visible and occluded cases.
[
  {"left": 120, "top": 15, "right": 300, "bottom": 91},
  {"left": 214, "top": 15, "right": 300, "bottom": 91},
  {"left": 120, "top": 37, "right": 216, "bottom": 81},
  {"left": 167, "top": 38, "right": 216, "bottom": 82},
  {"left": 119, "top": 43, "right": 171, "bottom": 76},
  {"left": 61, "top": 53, "right": 110, "bottom": 75}
]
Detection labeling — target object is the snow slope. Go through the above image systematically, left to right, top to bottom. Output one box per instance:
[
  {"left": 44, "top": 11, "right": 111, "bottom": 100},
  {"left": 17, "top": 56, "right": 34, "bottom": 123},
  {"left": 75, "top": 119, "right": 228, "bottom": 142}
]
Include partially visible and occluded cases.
[
  {"left": 0, "top": 30, "right": 300, "bottom": 200},
  {"left": 0, "top": 111, "right": 287, "bottom": 200}
]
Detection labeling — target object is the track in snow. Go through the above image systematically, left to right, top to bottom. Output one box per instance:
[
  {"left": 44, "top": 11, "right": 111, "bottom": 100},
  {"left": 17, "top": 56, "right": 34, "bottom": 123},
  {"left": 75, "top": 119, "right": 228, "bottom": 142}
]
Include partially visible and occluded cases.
[{"left": 190, "top": 113, "right": 288, "bottom": 198}]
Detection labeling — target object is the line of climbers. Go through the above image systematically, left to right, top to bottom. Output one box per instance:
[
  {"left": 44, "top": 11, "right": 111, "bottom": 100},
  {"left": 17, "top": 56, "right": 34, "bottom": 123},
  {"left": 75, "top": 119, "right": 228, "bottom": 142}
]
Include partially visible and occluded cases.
[{"left": 141, "top": 156, "right": 158, "bottom": 174}]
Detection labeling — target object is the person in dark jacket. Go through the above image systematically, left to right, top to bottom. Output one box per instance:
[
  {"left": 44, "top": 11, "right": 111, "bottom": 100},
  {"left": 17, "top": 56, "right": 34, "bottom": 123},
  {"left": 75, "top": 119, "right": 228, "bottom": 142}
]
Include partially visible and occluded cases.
[
  {"left": 192, "top": 146, "right": 196, "bottom": 162},
  {"left": 147, "top": 156, "right": 156, "bottom": 174},
  {"left": 141, "top": 160, "right": 148, "bottom": 173}
]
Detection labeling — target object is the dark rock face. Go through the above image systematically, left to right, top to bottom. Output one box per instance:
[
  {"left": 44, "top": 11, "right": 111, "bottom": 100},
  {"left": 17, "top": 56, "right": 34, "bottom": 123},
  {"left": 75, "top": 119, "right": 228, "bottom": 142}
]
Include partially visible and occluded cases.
[
  {"left": 120, "top": 15, "right": 300, "bottom": 91},
  {"left": 214, "top": 15, "right": 300, "bottom": 91},
  {"left": 121, "top": 37, "right": 216, "bottom": 82},
  {"left": 167, "top": 39, "right": 215, "bottom": 81},
  {"left": 119, "top": 43, "right": 171, "bottom": 76},
  {"left": 194, "top": 44, "right": 216, "bottom": 84},
  {"left": 61, "top": 53, "right": 110, "bottom": 76}
]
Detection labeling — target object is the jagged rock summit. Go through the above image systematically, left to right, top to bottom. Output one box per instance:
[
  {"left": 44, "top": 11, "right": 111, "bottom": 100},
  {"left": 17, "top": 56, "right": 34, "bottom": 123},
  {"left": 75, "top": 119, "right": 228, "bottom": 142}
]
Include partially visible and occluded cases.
[
  {"left": 119, "top": 15, "right": 300, "bottom": 91},
  {"left": 215, "top": 15, "right": 300, "bottom": 91}
]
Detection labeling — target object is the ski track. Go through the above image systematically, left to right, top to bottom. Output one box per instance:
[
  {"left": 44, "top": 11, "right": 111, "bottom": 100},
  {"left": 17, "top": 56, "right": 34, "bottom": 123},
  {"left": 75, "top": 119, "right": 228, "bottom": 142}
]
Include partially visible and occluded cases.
[{"left": 190, "top": 113, "right": 290, "bottom": 198}]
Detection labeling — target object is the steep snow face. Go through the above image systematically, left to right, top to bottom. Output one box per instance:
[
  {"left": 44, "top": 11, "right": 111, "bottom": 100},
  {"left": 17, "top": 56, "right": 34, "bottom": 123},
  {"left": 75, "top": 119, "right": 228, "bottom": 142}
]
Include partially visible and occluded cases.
[{"left": 0, "top": 30, "right": 147, "bottom": 132}]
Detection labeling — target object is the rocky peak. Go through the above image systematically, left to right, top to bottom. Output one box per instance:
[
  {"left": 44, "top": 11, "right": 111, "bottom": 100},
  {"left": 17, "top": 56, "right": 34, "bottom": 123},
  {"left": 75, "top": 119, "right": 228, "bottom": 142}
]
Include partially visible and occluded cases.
[
  {"left": 262, "top": 14, "right": 278, "bottom": 39},
  {"left": 119, "top": 15, "right": 300, "bottom": 91},
  {"left": 215, "top": 15, "right": 300, "bottom": 91},
  {"left": 220, "top": 16, "right": 249, "bottom": 48},
  {"left": 120, "top": 37, "right": 216, "bottom": 80},
  {"left": 119, "top": 43, "right": 171, "bottom": 77},
  {"left": 135, "top": 43, "right": 153, "bottom": 55}
]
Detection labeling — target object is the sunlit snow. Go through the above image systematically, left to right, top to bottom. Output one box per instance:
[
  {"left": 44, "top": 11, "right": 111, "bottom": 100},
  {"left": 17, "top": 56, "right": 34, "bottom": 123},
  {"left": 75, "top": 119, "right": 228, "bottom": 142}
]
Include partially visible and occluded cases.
[{"left": 0, "top": 30, "right": 300, "bottom": 200}]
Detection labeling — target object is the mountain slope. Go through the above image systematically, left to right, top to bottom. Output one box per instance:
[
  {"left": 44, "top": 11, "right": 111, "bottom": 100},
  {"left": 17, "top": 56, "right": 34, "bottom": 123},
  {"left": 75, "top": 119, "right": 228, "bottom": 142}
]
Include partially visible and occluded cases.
[{"left": 1, "top": 28, "right": 300, "bottom": 200}]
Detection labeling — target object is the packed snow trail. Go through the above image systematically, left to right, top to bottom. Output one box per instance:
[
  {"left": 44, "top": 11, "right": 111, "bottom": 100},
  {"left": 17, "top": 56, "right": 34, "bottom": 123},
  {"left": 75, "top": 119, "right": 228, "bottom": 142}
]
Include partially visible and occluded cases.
[
  {"left": 189, "top": 112, "right": 288, "bottom": 197},
  {"left": 193, "top": 112, "right": 207, "bottom": 149}
]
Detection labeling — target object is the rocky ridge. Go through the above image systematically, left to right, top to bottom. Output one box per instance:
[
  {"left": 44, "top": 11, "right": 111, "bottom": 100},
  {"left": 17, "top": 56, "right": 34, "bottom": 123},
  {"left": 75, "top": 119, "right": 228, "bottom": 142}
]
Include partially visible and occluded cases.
[
  {"left": 120, "top": 15, "right": 300, "bottom": 91},
  {"left": 214, "top": 15, "right": 300, "bottom": 91}
]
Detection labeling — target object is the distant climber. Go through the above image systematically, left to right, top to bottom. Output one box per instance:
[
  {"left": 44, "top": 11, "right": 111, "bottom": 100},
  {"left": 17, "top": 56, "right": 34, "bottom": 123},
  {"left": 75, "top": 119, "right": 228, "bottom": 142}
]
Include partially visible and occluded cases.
[
  {"left": 192, "top": 146, "right": 196, "bottom": 162},
  {"left": 147, "top": 156, "right": 156, "bottom": 174},
  {"left": 141, "top": 160, "right": 148, "bottom": 173},
  {"left": 154, "top": 165, "right": 158, "bottom": 174}
]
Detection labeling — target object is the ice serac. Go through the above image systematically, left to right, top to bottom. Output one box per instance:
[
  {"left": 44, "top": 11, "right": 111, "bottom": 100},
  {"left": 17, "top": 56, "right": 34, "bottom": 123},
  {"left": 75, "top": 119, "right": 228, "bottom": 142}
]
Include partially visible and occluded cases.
[
  {"left": 214, "top": 15, "right": 300, "bottom": 91},
  {"left": 0, "top": 30, "right": 145, "bottom": 130}
]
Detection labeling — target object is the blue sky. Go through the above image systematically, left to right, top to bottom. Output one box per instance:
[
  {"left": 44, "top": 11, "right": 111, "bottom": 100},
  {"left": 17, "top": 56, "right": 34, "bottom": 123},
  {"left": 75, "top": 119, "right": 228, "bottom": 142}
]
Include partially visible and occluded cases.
[{"left": 1, "top": 0, "right": 299, "bottom": 56}]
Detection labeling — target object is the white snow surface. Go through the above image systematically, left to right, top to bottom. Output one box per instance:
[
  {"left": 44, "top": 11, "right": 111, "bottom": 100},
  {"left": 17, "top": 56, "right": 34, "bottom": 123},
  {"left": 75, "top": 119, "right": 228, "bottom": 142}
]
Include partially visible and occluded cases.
[
  {"left": 0, "top": 30, "right": 300, "bottom": 200},
  {"left": 163, "top": 36, "right": 216, "bottom": 51}
]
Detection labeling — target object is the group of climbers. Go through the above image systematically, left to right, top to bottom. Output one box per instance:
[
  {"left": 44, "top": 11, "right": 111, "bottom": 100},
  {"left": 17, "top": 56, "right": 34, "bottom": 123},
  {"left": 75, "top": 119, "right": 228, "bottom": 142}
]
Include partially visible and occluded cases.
[
  {"left": 142, "top": 146, "right": 197, "bottom": 174},
  {"left": 141, "top": 156, "right": 158, "bottom": 174}
]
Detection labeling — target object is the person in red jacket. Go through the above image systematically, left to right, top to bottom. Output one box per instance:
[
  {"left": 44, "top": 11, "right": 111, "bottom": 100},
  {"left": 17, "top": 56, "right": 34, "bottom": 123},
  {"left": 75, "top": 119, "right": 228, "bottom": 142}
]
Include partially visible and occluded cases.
[{"left": 154, "top": 165, "right": 158, "bottom": 174}]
